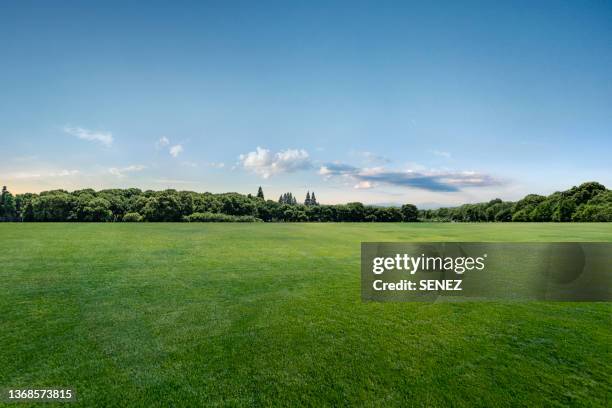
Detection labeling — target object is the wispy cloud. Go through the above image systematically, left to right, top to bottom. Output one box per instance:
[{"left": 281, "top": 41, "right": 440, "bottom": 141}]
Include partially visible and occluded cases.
[
  {"left": 64, "top": 126, "right": 113, "bottom": 147},
  {"left": 155, "top": 136, "right": 170, "bottom": 149},
  {"left": 155, "top": 137, "right": 184, "bottom": 158},
  {"left": 169, "top": 144, "right": 184, "bottom": 158},
  {"left": 239, "top": 147, "right": 311, "bottom": 178},
  {"left": 430, "top": 150, "right": 451, "bottom": 158},
  {"left": 353, "top": 151, "right": 391, "bottom": 164},
  {"left": 180, "top": 161, "right": 198, "bottom": 168},
  {"left": 319, "top": 162, "right": 502, "bottom": 192},
  {"left": 319, "top": 162, "right": 359, "bottom": 178},
  {"left": 108, "top": 165, "right": 146, "bottom": 178},
  {"left": 5, "top": 169, "right": 80, "bottom": 180}
]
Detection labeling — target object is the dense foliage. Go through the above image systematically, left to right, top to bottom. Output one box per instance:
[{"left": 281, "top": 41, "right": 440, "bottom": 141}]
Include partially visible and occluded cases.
[
  {"left": 0, "top": 182, "right": 609, "bottom": 222},
  {"left": 419, "top": 182, "right": 611, "bottom": 222}
]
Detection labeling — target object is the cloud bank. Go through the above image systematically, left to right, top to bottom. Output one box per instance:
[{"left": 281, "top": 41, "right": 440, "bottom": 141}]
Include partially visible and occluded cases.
[{"left": 319, "top": 162, "right": 501, "bottom": 192}]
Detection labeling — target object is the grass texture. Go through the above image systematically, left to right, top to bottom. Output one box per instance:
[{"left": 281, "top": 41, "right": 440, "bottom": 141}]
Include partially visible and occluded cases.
[{"left": 1, "top": 223, "right": 611, "bottom": 407}]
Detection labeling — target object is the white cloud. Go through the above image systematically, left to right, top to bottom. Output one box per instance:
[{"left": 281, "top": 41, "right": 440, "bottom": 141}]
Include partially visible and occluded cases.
[
  {"left": 64, "top": 126, "right": 113, "bottom": 147},
  {"left": 156, "top": 136, "right": 170, "bottom": 149},
  {"left": 169, "top": 144, "right": 184, "bottom": 158},
  {"left": 239, "top": 147, "right": 311, "bottom": 178},
  {"left": 431, "top": 150, "right": 451, "bottom": 158},
  {"left": 352, "top": 151, "right": 391, "bottom": 164},
  {"left": 108, "top": 165, "right": 146, "bottom": 178},
  {"left": 5, "top": 169, "right": 79, "bottom": 180},
  {"left": 54, "top": 169, "right": 80, "bottom": 177},
  {"left": 354, "top": 181, "right": 374, "bottom": 189}
]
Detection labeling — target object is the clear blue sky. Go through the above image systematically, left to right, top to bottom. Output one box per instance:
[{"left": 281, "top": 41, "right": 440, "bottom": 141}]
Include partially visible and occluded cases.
[{"left": 1, "top": 0, "right": 611, "bottom": 206}]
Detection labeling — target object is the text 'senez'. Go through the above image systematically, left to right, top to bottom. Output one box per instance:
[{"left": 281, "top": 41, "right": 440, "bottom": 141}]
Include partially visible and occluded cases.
[{"left": 361, "top": 243, "right": 611, "bottom": 302}]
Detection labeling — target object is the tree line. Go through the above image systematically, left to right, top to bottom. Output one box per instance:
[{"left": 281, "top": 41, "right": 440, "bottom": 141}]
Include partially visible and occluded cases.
[
  {"left": 0, "top": 182, "right": 609, "bottom": 222},
  {"left": 418, "top": 182, "right": 611, "bottom": 222},
  {"left": 0, "top": 186, "right": 417, "bottom": 222}
]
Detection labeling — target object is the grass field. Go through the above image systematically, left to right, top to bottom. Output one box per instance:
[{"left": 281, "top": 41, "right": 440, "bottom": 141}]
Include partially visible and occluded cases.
[{"left": 1, "top": 223, "right": 611, "bottom": 407}]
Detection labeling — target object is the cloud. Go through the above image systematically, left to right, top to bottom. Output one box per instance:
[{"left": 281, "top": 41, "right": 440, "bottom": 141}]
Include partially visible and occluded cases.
[
  {"left": 64, "top": 126, "right": 113, "bottom": 147},
  {"left": 156, "top": 136, "right": 170, "bottom": 149},
  {"left": 155, "top": 137, "right": 184, "bottom": 158},
  {"left": 169, "top": 144, "right": 184, "bottom": 158},
  {"left": 239, "top": 147, "right": 311, "bottom": 178},
  {"left": 431, "top": 150, "right": 451, "bottom": 158},
  {"left": 354, "top": 151, "right": 391, "bottom": 164},
  {"left": 180, "top": 161, "right": 198, "bottom": 168},
  {"left": 180, "top": 161, "right": 224, "bottom": 169},
  {"left": 319, "top": 162, "right": 502, "bottom": 192},
  {"left": 319, "top": 162, "right": 359, "bottom": 178},
  {"left": 108, "top": 165, "right": 146, "bottom": 178},
  {"left": 6, "top": 169, "right": 80, "bottom": 180},
  {"left": 54, "top": 169, "right": 80, "bottom": 177},
  {"left": 354, "top": 181, "right": 374, "bottom": 189}
]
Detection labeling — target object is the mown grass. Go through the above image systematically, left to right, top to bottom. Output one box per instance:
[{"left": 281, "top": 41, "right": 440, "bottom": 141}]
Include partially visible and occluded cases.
[{"left": 0, "top": 223, "right": 610, "bottom": 407}]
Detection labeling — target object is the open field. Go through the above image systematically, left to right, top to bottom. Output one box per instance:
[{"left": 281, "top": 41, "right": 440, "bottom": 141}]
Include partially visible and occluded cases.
[{"left": 1, "top": 223, "right": 611, "bottom": 407}]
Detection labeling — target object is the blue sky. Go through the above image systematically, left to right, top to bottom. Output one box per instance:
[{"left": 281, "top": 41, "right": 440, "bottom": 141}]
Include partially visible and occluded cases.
[{"left": 1, "top": 1, "right": 611, "bottom": 206}]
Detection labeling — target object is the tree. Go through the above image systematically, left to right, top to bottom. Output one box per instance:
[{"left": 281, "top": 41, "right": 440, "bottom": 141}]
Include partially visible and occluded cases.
[
  {"left": 4, "top": 182, "right": 610, "bottom": 223},
  {"left": 0, "top": 186, "right": 17, "bottom": 221},
  {"left": 257, "top": 186, "right": 264, "bottom": 199},
  {"left": 142, "top": 190, "right": 183, "bottom": 221},
  {"left": 573, "top": 190, "right": 612, "bottom": 221},
  {"left": 310, "top": 192, "right": 318, "bottom": 205},
  {"left": 279, "top": 193, "right": 297, "bottom": 205},
  {"left": 552, "top": 196, "right": 576, "bottom": 222},
  {"left": 80, "top": 197, "right": 113, "bottom": 222},
  {"left": 400, "top": 204, "right": 418, "bottom": 222}
]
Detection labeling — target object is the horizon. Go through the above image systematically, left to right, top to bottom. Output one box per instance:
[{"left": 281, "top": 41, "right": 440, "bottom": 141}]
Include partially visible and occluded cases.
[
  {"left": 2, "top": 1, "right": 611, "bottom": 207},
  {"left": 2, "top": 180, "right": 606, "bottom": 210}
]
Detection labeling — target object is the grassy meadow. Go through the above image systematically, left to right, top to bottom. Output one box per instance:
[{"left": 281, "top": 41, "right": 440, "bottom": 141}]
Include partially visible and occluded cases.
[{"left": 1, "top": 223, "right": 611, "bottom": 407}]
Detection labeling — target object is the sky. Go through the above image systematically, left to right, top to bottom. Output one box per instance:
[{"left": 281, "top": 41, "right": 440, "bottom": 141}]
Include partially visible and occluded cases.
[{"left": 1, "top": 0, "right": 611, "bottom": 207}]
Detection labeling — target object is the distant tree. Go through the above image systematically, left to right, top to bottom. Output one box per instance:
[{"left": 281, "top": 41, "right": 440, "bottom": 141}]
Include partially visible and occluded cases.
[
  {"left": 4, "top": 181, "right": 611, "bottom": 223},
  {"left": 0, "top": 186, "right": 17, "bottom": 221},
  {"left": 257, "top": 186, "right": 265, "bottom": 199},
  {"left": 142, "top": 190, "right": 183, "bottom": 221},
  {"left": 572, "top": 190, "right": 612, "bottom": 221},
  {"left": 29, "top": 191, "right": 76, "bottom": 221},
  {"left": 279, "top": 192, "right": 297, "bottom": 205},
  {"left": 310, "top": 192, "right": 318, "bottom": 205},
  {"left": 219, "top": 193, "right": 256, "bottom": 216},
  {"left": 75, "top": 196, "right": 113, "bottom": 222},
  {"left": 552, "top": 196, "right": 576, "bottom": 222},
  {"left": 400, "top": 204, "right": 418, "bottom": 222},
  {"left": 375, "top": 207, "right": 403, "bottom": 222}
]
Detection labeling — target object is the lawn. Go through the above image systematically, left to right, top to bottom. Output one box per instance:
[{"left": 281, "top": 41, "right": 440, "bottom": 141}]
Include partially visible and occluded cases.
[{"left": 1, "top": 223, "right": 611, "bottom": 407}]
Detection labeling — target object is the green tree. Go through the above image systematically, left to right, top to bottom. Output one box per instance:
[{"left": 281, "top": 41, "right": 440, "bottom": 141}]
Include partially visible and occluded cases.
[
  {"left": 1, "top": 186, "right": 17, "bottom": 221},
  {"left": 257, "top": 186, "right": 265, "bottom": 199},
  {"left": 310, "top": 192, "right": 318, "bottom": 205},
  {"left": 79, "top": 197, "right": 113, "bottom": 222},
  {"left": 552, "top": 197, "right": 576, "bottom": 222},
  {"left": 400, "top": 204, "right": 418, "bottom": 222}
]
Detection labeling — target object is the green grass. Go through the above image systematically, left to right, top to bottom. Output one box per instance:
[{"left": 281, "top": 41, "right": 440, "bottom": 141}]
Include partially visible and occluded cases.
[{"left": 1, "top": 223, "right": 611, "bottom": 407}]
